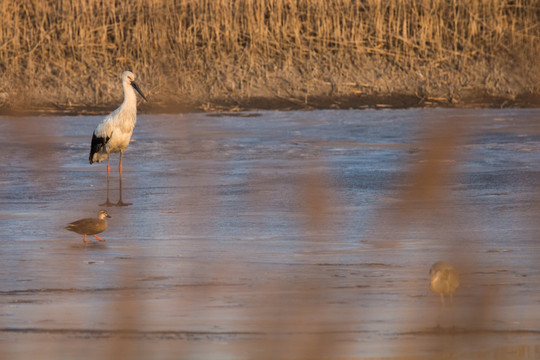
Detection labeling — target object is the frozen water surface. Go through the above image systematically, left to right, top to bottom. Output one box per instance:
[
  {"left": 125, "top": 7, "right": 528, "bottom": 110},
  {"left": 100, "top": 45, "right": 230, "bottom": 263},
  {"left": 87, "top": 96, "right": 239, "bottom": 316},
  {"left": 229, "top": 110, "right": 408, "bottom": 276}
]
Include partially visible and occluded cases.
[{"left": 1, "top": 108, "right": 540, "bottom": 359}]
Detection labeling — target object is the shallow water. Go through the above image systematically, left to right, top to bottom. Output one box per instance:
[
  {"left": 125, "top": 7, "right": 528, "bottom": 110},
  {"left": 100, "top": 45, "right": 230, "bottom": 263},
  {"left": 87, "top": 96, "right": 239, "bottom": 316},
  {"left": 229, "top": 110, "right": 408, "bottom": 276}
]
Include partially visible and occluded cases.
[{"left": 1, "top": 108, "right": 540, "bottom": 359}]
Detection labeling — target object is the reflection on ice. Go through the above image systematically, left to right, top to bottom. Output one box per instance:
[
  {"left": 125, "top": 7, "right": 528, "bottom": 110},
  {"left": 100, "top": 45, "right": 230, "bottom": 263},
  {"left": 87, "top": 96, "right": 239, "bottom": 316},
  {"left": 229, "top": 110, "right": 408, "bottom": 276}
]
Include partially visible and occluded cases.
[{"left": 1, "top": 109, "right": 540, "bottom": 359}]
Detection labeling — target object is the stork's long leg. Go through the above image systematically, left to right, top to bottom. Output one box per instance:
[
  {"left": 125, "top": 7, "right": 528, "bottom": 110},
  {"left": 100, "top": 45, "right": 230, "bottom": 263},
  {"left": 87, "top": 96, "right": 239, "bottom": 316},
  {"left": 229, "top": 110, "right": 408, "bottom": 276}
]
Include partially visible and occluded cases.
[
  {"left": 118, "top": 150, "right": 123, "bottom": 175},
  {"left": 116, "top": 152, "right": 132, "bottom": 206},
  {"left": 100, "top": 157, "right": 115, "bottom": 206}
]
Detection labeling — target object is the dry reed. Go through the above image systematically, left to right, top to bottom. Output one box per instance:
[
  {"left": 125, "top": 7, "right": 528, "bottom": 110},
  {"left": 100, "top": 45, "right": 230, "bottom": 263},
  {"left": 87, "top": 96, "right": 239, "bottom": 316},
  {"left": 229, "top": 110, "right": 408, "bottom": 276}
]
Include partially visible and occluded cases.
[{"left": 0, "top": 0, "right": 539, "bottom": 112}]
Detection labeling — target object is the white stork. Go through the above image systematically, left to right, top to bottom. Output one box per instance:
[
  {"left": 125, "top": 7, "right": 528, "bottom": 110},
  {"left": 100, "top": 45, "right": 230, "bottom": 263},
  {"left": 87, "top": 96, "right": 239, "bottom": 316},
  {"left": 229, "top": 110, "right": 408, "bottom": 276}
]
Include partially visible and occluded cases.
[{"left": 89, "top": 71, "right": 147, "bottom": 206}]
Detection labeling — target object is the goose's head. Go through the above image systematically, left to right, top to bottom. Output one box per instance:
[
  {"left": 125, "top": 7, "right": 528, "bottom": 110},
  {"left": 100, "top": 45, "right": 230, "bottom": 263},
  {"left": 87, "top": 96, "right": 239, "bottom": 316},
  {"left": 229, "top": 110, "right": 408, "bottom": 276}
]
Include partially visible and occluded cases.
[{"left": 97, "top": 209, "right": 112, "bottom": 220}]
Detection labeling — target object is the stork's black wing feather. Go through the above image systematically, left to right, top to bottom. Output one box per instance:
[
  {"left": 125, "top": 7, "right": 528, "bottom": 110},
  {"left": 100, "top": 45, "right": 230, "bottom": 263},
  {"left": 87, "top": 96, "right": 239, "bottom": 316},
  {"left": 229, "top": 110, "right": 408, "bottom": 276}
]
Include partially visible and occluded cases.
[{"left": 89, "top": 132, "right": 110, "bottom": 164}]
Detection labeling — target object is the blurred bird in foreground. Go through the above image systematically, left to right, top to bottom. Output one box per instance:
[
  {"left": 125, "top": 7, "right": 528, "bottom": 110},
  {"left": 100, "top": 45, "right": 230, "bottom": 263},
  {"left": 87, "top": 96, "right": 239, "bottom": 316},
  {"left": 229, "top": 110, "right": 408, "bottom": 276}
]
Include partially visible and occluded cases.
[{"left": 430, "top": 261, "right": 460, "bottom": 327}]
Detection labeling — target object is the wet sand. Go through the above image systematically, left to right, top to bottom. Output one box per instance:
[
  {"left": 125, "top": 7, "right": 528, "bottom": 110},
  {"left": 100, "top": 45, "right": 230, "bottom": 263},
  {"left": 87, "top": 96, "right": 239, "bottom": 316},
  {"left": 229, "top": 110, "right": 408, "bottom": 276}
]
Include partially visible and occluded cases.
[
  {"left": 3, "top": 91, "right": 540, "bottom": 116},
  {"left": 1, "top": 109, "right": 540, "bottom": 359}
]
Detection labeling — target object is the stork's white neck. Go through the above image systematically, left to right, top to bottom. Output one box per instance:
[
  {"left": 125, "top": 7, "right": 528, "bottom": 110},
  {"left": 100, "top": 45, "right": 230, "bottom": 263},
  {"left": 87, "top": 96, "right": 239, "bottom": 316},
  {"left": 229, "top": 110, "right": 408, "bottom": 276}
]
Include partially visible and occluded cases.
[{"left": 121, "top": 81, "right": 138, "bottom": 114}]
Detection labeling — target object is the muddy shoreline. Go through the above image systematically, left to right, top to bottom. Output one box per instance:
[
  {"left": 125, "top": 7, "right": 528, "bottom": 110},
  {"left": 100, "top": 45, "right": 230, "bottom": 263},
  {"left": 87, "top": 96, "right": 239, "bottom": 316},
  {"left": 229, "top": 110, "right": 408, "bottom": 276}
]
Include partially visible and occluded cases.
[{"left": 1, "top": 91, "right": 539, "bottom": 116}]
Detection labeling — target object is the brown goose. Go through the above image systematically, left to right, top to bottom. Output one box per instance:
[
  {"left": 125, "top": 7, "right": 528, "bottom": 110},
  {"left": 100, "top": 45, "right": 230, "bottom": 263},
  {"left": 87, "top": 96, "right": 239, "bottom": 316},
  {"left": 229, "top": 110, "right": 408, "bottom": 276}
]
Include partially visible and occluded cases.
[{"left": 65, "top": 209, "right": 111, "bottom": 243}]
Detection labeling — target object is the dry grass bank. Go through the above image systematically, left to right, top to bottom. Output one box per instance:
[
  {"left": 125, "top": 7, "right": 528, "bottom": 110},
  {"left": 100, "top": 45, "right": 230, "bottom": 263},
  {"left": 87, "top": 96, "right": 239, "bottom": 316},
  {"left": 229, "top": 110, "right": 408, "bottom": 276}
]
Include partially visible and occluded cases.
[{"left": 0, "top": 0, "right": 539, "bottom": 113}]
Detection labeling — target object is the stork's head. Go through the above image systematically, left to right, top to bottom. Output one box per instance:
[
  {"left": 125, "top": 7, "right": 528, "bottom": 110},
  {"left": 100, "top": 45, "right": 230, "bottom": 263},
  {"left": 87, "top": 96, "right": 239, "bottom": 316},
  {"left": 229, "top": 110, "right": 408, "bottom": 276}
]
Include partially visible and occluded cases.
[{"left": 122, "top": 71, "right": 147, "bottom": 101}]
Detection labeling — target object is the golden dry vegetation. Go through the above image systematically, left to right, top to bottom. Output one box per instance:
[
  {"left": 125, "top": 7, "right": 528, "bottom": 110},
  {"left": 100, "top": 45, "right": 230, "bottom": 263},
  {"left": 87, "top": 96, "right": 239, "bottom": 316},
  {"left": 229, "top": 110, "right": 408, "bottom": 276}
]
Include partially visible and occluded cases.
[{"left": 0, "top": 0, "right": 539, "bottom": 112}]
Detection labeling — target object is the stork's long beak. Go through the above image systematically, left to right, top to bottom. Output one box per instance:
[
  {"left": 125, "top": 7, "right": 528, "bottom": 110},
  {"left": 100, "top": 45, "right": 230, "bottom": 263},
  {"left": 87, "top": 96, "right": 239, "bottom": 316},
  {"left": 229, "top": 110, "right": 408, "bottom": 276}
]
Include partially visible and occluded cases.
[{"left": 131, "top": 81, "right": 148, "bottom": 101}]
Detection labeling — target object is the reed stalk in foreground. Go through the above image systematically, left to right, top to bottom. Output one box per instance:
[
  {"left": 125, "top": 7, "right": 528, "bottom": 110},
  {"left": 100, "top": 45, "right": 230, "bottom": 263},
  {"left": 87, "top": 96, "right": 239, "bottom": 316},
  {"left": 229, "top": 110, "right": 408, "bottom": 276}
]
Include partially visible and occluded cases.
[{"left": 0, "top": 0, "right": 538, "bottom": 112}]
